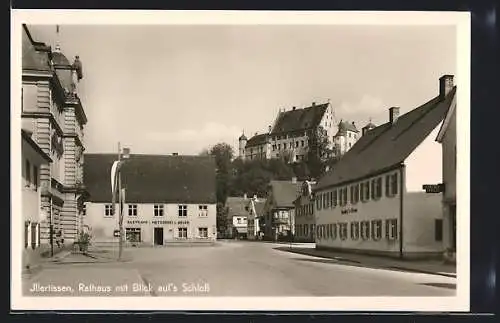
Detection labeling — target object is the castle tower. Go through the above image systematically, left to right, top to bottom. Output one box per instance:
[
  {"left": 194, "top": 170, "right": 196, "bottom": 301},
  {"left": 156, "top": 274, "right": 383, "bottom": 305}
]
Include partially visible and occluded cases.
[{"left": 238, "top": 131, "right": 247, "bottom": 160}]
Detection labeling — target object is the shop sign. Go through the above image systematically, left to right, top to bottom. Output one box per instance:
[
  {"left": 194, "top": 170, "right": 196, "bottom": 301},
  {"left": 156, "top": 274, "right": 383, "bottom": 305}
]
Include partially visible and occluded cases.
[
  {"left": 423, "top": 184, "right": 445, "bottom": 193},
  {"left": 341, "top": 207, "right": 358, "bottom": 215}
]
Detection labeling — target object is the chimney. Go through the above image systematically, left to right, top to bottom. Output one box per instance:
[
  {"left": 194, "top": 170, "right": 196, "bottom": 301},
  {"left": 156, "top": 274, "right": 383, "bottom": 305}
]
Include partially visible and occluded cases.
[
  {"left": 439, "top": 75, "right": 454, "bottom": 100},
  {"left": 312, "top": 102, "right": 316, "bottom": 107},
  {"left": 292, "top": 106, "right": 296, "bottom": 111},
  {"left": 389, "top": 107, "right": 400, "bottom": 124},
  {"left": 255, "top": 132, "right": 258, "bottom": 136}
]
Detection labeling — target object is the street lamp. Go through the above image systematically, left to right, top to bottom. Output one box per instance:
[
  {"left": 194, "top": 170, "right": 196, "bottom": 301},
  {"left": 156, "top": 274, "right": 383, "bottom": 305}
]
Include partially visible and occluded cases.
[{"left": 111, "top": 143, "right": 130, "bottom": 261}]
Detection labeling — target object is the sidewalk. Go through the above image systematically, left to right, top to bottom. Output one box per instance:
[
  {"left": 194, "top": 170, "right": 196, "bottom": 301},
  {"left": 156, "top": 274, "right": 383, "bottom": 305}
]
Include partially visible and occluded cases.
[{"left": 275, "top": 246, "right": 457, "bottom": 278}]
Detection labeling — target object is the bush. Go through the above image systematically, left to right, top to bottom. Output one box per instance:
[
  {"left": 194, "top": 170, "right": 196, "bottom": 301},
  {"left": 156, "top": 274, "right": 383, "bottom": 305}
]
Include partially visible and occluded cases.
[{"left": 76, "top": 231, "right": 91, "bottom": 253}]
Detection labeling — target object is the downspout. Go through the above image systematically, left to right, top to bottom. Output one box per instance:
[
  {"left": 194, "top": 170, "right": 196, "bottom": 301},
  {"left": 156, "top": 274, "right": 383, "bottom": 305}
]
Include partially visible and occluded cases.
[{"left": 399, "top": 164, "right": 405, "bottom": 259}]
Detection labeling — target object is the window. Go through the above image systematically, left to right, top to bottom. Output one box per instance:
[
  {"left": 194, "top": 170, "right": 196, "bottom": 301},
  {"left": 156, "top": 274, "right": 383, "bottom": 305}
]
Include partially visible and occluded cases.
[
  {"left": 348, "top": 133, "right": 351, "bottom": 138},
  {"left": 301, "top": 140, "right": 304, "bottom": 147},
  {"left": 296, "top": 141, "right": 299, "bottom": 148},
  {"left": 284, "top": 143, "right": 287, "bottom": 149},
  {"left": 278, "top": 144, "right": 281, "bottom": 150},
  {"left": 25, "top": 159, "right": 31, "bottom": 188},
  {"left": 33, "top": 165, "right": 38, "bottom": 190},
  {"left": 390, "top": 173, "right": 398, "bottom": 196},
  {"left": 371, "top": 177, "right": 382, "bottom": 200},
  {"left": 361, "top": 181, "right": 370, "bottom": 202},
  {"left": 350, "top": 185, "right": 360, "bottom": 204},
  {"left": 342, "top": 187, "right": 348, "bottom": 206},
  {"left": 332, "top": 190, "right": 338, "bottom": 207},
  {"left": 323, "top": 192, "right": 328, "bottom": 208},
  {"left": 316, "top": 195, "right": 322, "bottom": 210},
  {"left": 81, "top": 204, "right": 86, "bottom": 216},
  {"left": 104, "top": 204, "right": 114, "bottom": 217},
  {"left": 128, "top": 204, "right": 138, "bottom": 216},
  {"left": 154, "top": 204, "right": 164, "bottom": 216},
  {"left": 178, "top": 205, "right": 187, "bottom": 217},
  {"left": 198, "top": 205, "right": 208, "bottom": 217},
  {"left": 237, "top": 217, "right": 242, "bottom": 224},
  {"left": 386, "top": 219, "right": 398, "bottom": 240},
  {"left": 435, "top": 219, "right": 443, "bottom": 241},
  {"left": 371, "top": 220, "right": 382, "bottom": 240},
  {"left": 24, "top": 221, "right": 29, "bottom": 248},
  {"left": 361, "top": 221, "right": 370, "bottom": 240},
  {"left": 31, "top": 222, "right": 37, "bottom": 249},
  {"left": 351, "top": 222, "right": 360, "bottom": 240},
  {"left": 339, "top": 223, "right": 348, "bottom": 240},
  {"left": 304, "top": 224, "right": 309, "bottom": 236},
  {"left": 311, "top": 224, "right": 315, "bottom": 238},
  {"left": 331, "top": 224, "right": 337, "bottom": 240},
  {"left": 178, "top": 227, "right": 188, "bottom": 238},
  {"left": 199, "top": 227, "right": 208, "bottom": 238},
  {"left": 126, "top": 228, "right": 141, "bottom": 242}
]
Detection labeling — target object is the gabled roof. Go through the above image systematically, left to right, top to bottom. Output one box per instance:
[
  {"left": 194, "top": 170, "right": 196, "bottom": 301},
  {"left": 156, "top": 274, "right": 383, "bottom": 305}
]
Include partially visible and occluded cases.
[
  {"left": 315, "top": 87, "right": 456, "bottom": 191},
  {"left": 436, "top": 92, "right": 457, "bottom": 143},
  {"left": 271, "top": 103, "right": 329, "bottom": 134},
  {"left": 337, "top": 120, "right": 360, "bottom": 134},
  {"left": 246, "top": 133, "right": 269, "bottom": 147},
  {"left": 84, "top": 154, "right": 217, "bottom": 204},
  {"left": 269, "top": 180, "right": 301, "bottom": 208},
  {"left": 225, "top": 197, "right": 249, "bottom": 218}
]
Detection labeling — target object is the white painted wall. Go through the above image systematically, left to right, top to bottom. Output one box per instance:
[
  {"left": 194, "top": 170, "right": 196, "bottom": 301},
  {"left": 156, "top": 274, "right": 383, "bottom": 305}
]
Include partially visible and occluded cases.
[
  {"left": 405, "top": 123, "right": 443, "bottom": 192},
  {"left": 315, "top": 169, "right": 402, "bottom": 254},
  {"left": 403, "top": 192, "right": 444, "bottom": 253},
  {"left": 84, "top": 202, "right": 217, "bottom": 244}
]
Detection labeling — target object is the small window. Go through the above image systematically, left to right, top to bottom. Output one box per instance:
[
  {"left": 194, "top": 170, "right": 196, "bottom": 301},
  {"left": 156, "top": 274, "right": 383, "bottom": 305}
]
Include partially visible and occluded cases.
[
  {"left": 301, "top": 140, "right": 304, "bottom": 147},
  {"left": 361, "top": 181, "right": 370, "bottom": 202},
  {"left": 332, "top": 190, "right": 338, "bottom": 207},
  {"left": 316, "top": 194, "right": 322, "bottom": 210},
  {"left": 81, "top": 204, "right": 86, "bottom": 216},
  {"left": 104, "top": 204, "right": 114, "bottom": 217},
  {"left": 128, "top": 204, "right": 138, "bottom": 216},
  {"left": 154, "top": 204, "right": 164, "bottom": 217},
  {"left": 178, "top": 205, "right": 188, "bottom": 217},
  {"left": 198, "top": 205, "right": 208, "bottom": 217},
  {"left": 386, "top": 219, "right": 398, "bottom": 240},
  {"left": 435, "top": 219, "right": 443, "bottom": 241},
  {"left": 371, "top": 220, "right": 382, "bottom": 241},
  {"left": 361, "top": 221, "right": 370, "bottom": 240},
  {"left": 351, "top": 222, "right": 360, "bottom": 240},
  {"left": 331, "top": 223, "right": 337, "bottom": 240},
  {"left": 339, "top": 223, "right": 348, "bottom": 240},
  {"left": 178, "top": 227, "right": 188, "bottom": 238},
  {"left": 198, "top": 227, "right": 208, "bottom": 238}
]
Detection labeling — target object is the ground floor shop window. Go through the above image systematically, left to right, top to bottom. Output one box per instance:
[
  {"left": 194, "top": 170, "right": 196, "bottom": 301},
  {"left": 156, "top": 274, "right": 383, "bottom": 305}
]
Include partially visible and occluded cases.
[
  {"left": 371, "top": 220, "right": 382, "bottom": 241},
  {"left": 178, "top": 227, "right": 188, "bottom": 238},
  {"left": 198, "top": 227, "right": 208, "bottom": 238},
  {"left": 126, "top": 228, "right": 141, "bottom": 243}
]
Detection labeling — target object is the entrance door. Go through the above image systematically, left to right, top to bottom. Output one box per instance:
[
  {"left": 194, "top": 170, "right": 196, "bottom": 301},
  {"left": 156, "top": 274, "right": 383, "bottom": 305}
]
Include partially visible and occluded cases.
[{"left": 154, "top": 228, "right": 164, "bottom": 246}]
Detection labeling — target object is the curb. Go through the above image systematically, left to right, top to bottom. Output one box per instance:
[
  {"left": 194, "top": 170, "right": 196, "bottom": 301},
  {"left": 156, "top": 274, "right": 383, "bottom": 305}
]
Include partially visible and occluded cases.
[{"left": 276, "top": 247, "right": 456, "bottom": 278}]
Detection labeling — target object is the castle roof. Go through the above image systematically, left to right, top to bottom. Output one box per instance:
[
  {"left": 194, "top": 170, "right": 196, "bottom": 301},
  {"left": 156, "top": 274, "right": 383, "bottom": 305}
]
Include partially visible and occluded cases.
[{"left": 271, "top": 103, "right": 329, "bottom": 134}]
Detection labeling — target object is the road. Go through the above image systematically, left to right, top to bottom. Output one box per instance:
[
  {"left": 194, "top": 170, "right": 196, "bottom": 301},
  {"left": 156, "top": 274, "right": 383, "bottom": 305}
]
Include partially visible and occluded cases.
[{"left": 22, "top": 240, "right": 456, "bottom": 297}]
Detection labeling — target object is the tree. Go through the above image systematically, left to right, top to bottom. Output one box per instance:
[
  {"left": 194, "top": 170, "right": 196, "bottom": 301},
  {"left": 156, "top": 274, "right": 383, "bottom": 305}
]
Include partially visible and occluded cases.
[
  {"left": 306, "top": 126, "right": 331, "bottom": 179},
  {"left": 210, "top": 143, "right": 234, "bottom": 175}
]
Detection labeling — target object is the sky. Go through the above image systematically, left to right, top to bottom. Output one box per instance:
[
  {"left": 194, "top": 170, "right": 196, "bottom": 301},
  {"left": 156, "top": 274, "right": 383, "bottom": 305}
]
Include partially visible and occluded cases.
[{"left": 27, "top": 24, "right": 456, "bottom": 156}]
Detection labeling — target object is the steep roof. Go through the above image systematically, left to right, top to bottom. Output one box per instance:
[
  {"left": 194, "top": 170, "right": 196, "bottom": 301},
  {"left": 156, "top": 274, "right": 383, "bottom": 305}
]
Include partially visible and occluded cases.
[
  {"left": 22, "top": 25, "right": 52, "bottom": 72},
  {"left": 315, "top": 87, "right": 456, "bottom": 191},
  {"left": 271, "top": 103, "right": 329, "bottom": 134},
  {"left": 338, "top": 120, "right": 360, "bottom": 134},
  {"left": 246, "top": 133, "right": 269, "bottom": 147},
  {"left": 84, "top": 154, "right": 217, "bottom": 204},
  {"left": 269, "top": 180, "right": 301, "bottom": 208},
  {"left": 225, "top": 197, "right": 249, "bottom": 218}
]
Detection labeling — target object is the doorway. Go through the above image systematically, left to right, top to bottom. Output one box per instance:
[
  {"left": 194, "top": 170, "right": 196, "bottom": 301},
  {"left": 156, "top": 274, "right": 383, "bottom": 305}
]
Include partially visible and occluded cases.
[{"left": 154, "top": 227, "right": 164, "bottom": 246}]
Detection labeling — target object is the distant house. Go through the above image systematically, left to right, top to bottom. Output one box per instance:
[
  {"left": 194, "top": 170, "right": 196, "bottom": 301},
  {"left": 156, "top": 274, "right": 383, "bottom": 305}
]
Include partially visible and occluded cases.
[
  {"left": 313, "top": 75, "right": 456, "bottom": 259},
  {"left": 436, "top": 75, "right": 457, "bottom": 263},
  {"left": 333, "top": 120, "right": 360, "bottom": 157},
  {"left": 22, "top": 129, "right": 52, "bottom": 269},
  {"left": 83, "top": 154, "right": 217, "bottom": 246},
  {"left": 263, "top": 179, "right": 301, "bottom": 241},
  {"left": 294, "top": 180, "right": 316, "bottom": 243},
  {"left": 224, "top": 196, "right": 249, "bottom": 239},
  {"left": 247, "top": 196, "right": 266, "bottom": 240}
]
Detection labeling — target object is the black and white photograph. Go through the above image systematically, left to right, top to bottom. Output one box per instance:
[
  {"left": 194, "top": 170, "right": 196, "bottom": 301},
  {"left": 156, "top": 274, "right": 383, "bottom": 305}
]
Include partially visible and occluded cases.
[{"left": 11, "top": 10, "right": 470, "bottom": 311}]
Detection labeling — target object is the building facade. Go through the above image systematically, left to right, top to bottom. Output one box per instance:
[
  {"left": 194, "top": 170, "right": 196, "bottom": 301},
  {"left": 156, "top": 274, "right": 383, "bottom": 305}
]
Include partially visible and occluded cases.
[
  {"left": 22, "top": 24, "right": 88, "bottom": 247},
  {"left": 313, "top": 75, "right": 456, "bottom": 259},
  {"left": 436, "top": 75, "right": 457, "bottom": 263},
  {"left": 239, "top": 102, "right": 358, "bottom": 163},
  {"left": 22, "top": 129, "right": 52, "bottom": 269},
  {"left": 83, "top": 154, "right": 217, "bottom": 245},
  {"left": 262, "top": 179, "right": 300, "bottom": 241},
  {"left": 294, "top": 180, "right": 316, "bottom": 242},
  {"left": 246, "top": 196, "right": 266, "bottom": 240}
]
